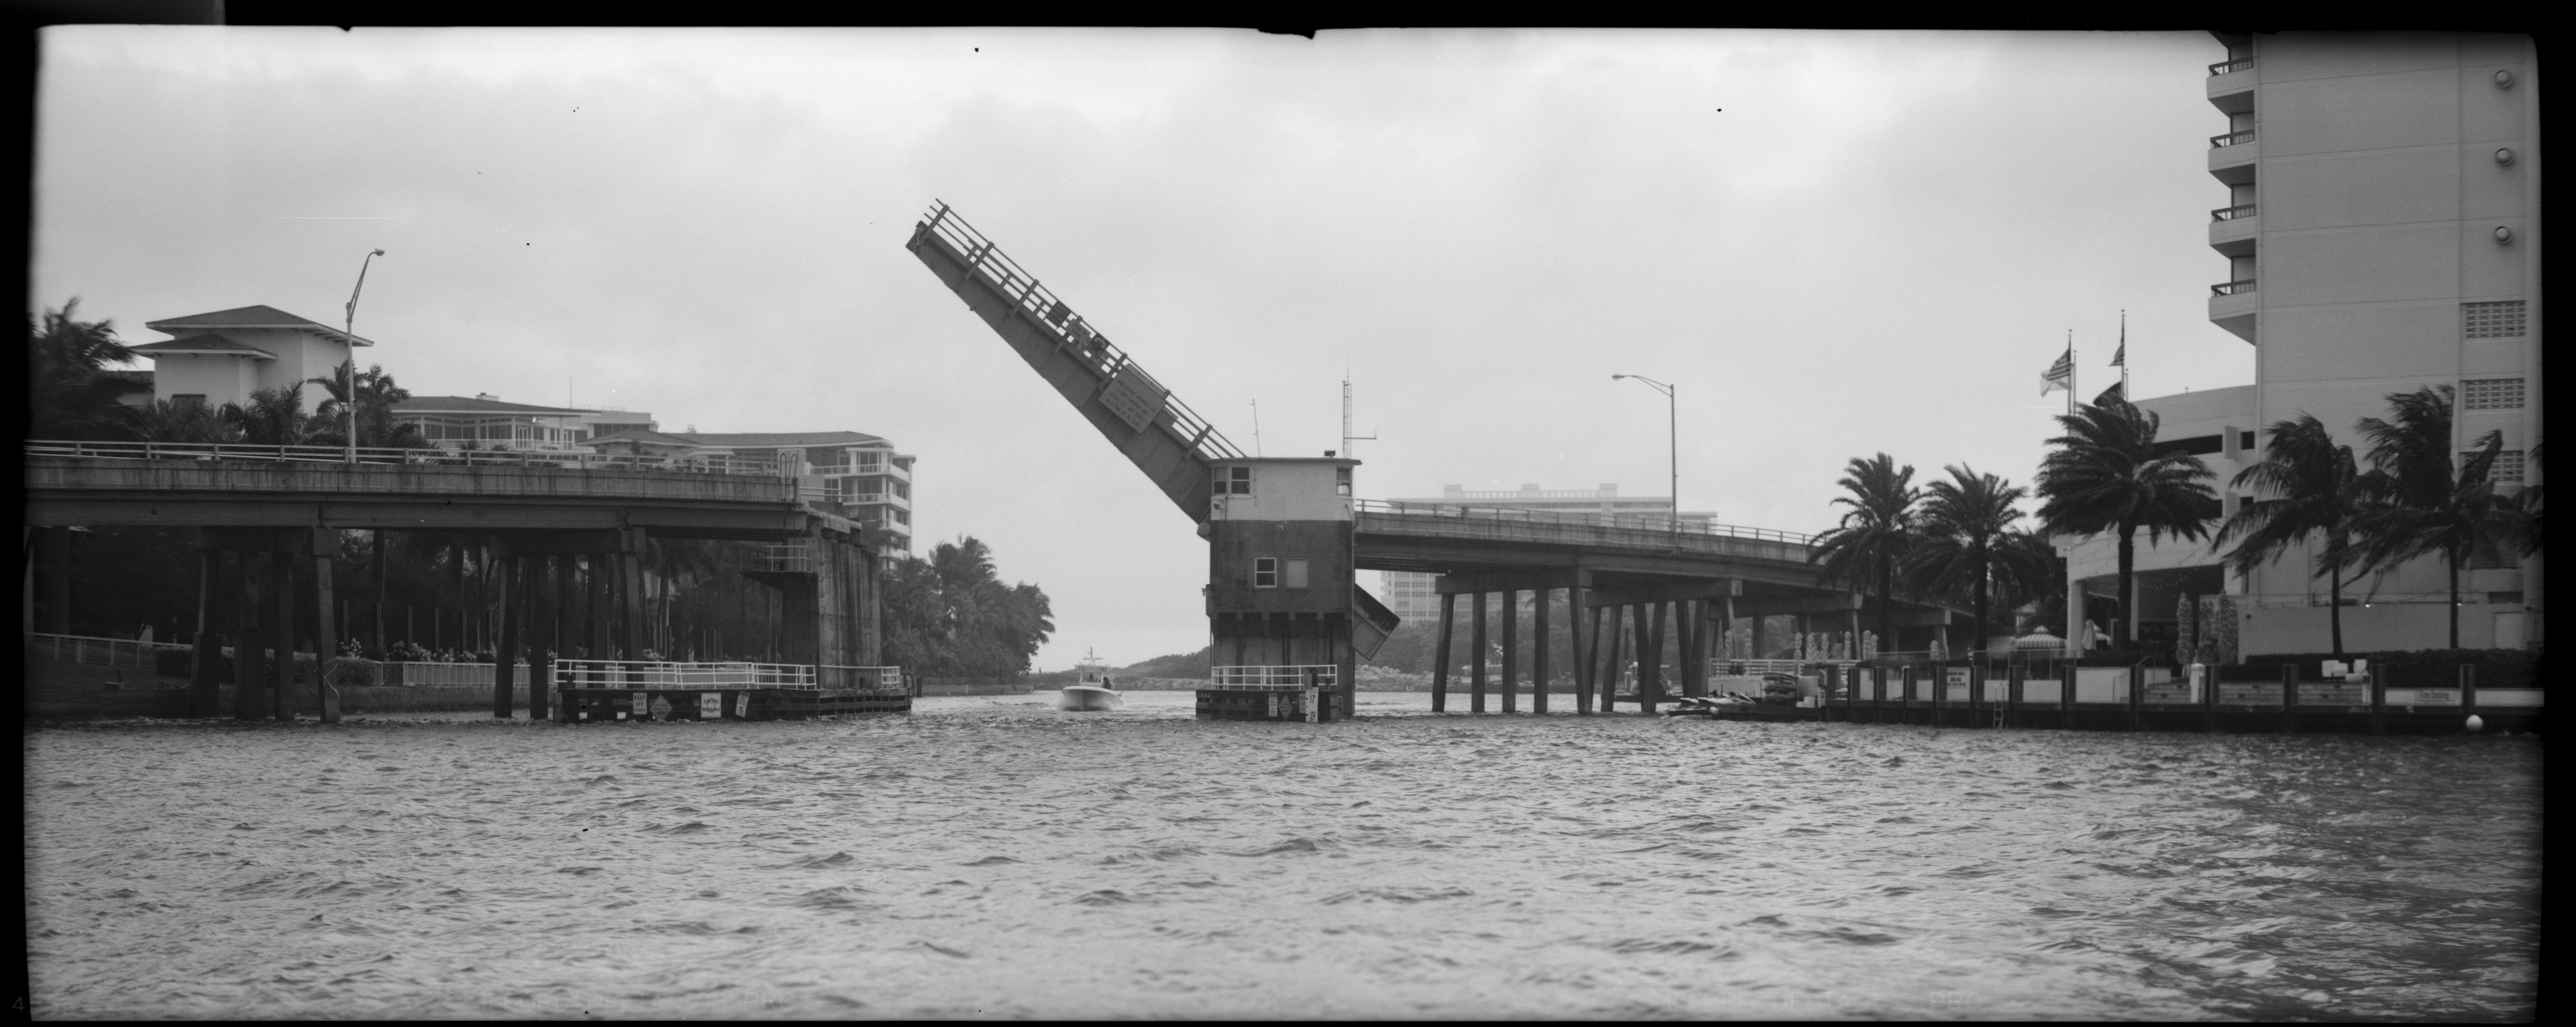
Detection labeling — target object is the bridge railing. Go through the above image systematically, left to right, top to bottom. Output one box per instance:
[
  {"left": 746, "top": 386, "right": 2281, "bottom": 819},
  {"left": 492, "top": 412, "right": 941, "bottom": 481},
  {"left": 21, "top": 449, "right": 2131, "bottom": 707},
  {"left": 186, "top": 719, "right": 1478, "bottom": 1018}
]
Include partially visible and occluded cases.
[
  {"left": 915, "top": 201, "right": 1246, "bottom": 463},
  {"left": 24, "top": 439, "right": 795, "bottom": 479},
  {"left": 1353, "top": 499, "right": 1817, "bottom": 546},
  {"left": 24, "top": 631, "right": 178, "bottom": 669},
  {"left": 551, "top": 660, "right": 906, "bottom": 693},
  {"left": 817, "top": 665, "right": 907, "bottom": 694},
  {"left": 1209, "top": 665, "right": 1338, "bottom": 690}
]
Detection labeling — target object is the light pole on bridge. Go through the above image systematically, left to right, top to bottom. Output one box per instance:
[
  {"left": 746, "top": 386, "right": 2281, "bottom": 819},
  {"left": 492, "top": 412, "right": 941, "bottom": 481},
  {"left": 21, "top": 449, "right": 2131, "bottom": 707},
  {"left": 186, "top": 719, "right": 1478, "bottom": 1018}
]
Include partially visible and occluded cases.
[
  {"left": 341, "top": 248, "right": 386, "bottom": 463},
  {"left": 1611, "top": 373, "right": 1678, "bottom": 551}
]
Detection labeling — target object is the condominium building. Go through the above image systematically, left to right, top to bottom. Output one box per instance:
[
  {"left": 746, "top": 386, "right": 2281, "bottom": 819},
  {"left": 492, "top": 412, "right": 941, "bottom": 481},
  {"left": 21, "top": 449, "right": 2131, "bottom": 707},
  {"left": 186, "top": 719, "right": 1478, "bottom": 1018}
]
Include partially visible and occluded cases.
[
  {"left": 2070, "top": 32, "right": 2540, "bottom": 654},
  {"left": 126, "top": 304, "right": 369, "bottom": 415},
  {"left": 587, "top": 429, "right": 918, "bottom": 549},
  {"left": 1376, "top": 483, "right": 1715, "bottom": 622}
]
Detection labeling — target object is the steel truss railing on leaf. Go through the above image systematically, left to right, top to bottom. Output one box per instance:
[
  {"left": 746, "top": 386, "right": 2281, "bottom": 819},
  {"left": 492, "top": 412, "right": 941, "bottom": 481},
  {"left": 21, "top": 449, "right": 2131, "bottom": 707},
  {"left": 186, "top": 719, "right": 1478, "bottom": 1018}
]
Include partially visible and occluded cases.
[{"left": 915, "top": 201, "right": 1246, "bottom": 464}]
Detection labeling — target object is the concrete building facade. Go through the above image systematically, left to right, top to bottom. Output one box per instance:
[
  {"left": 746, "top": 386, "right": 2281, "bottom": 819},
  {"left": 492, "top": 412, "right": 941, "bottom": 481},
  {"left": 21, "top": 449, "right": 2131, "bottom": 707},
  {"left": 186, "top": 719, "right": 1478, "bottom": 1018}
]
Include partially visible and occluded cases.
[
  {"left": 2072, "top": 32, "right": 2540, "bottom": 656},
  {"left": 127, "top": 305, "right": 369, "bottom": 415}
]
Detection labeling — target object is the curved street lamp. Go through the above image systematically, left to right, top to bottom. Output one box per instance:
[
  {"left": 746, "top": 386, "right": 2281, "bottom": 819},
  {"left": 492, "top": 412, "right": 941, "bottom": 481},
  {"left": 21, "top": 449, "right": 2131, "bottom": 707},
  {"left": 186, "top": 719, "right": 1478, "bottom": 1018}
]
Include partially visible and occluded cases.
[
  {"left": 342, "top": 248, "right": 386, "bottom": 462},
  {"left": 1611, "top": 373, "right": 1678, "bottom": 550}
]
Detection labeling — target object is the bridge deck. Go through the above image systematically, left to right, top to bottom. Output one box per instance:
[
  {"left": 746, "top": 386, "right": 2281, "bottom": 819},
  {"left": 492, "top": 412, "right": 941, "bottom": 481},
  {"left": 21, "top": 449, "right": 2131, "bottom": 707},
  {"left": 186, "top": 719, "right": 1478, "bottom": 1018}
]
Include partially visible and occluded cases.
[{"left": 24, "top": 450, "right": 829, "bottom": 540}]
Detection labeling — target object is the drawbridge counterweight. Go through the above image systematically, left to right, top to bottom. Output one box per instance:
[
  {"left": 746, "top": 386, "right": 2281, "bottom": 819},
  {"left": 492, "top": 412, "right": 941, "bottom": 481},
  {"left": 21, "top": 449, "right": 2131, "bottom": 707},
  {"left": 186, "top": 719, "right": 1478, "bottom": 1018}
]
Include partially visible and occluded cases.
[{"left": 905, "top": 202, "right": 1244, "bottom": 523}]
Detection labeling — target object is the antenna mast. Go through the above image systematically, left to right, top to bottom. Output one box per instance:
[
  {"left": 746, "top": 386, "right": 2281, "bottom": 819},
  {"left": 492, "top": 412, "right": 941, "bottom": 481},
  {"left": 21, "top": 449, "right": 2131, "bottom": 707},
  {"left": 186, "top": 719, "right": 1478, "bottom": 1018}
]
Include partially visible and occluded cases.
[{"left": 1339, "top": 373, "right": 1376, "bottom": 458}]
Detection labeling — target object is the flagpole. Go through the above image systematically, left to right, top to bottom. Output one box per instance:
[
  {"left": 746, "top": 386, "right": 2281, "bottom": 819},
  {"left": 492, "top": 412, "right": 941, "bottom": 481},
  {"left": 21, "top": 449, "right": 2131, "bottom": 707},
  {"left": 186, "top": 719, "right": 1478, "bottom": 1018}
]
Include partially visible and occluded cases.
[
  {"left": 2119, "top": 310, "right": 2130, "bottom": 398},
  {"left": 2067, "top": 329, "right": 2077, "bottom": 417}
]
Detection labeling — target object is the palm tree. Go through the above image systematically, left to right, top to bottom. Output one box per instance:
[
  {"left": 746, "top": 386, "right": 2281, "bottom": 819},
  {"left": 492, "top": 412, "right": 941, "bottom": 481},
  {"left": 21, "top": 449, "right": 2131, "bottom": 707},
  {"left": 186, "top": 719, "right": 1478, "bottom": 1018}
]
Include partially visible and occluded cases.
[
  {"left": 28, "top": 299, "right": 150, "bottom": 440},
  {"left": 308, "top": 362, "right": 430, "bottom": 449},
  {"left": 224, "top": 384, "right": 330, "bottom": 446},
  {"left": 2344, "top": 385, "right": 2521, "bottom": 649},
  {"left": 129, "top": 396, "right": 245, "bottom": 444},
  {"left": 2034, "top": 397, "right": 2220, "bottom": 651},
  {"left": 2213, "top": 414, "right": 2364, "bottom": 655},
  {"left": 1811, "top": 453, "right": 1920, "bottom": 654},
  {"left": 1906, "top": 464, "right": 2028, "bottom": 650},
  {"left": 1989, "top": 528, "right": 2065, "bottom": 635}
]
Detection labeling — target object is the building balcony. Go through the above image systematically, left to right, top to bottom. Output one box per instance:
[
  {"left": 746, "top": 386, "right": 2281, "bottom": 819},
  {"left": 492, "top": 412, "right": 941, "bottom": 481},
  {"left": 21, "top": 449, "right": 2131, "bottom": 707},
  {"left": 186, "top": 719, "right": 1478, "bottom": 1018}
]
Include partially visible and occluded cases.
[
  {"left": 2207, "top": 58, "right": 2254, "bottom": 106},
  {"left": 2208, "top": 128, "right": 2257, "bottom": 180},
  {"left": 2209, "top": 204, "right": 2257, "bottom": 252},
  {"left": 2208, "top": 279, "right": 2257, "bottom": 343}
]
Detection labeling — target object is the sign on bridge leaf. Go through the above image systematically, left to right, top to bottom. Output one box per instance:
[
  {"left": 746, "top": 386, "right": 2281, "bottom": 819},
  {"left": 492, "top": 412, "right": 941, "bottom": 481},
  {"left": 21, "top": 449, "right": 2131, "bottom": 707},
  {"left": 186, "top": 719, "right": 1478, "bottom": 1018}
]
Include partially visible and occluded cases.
[{"left": 1098, "top": 368, "right": 1169, "bottom": 433}]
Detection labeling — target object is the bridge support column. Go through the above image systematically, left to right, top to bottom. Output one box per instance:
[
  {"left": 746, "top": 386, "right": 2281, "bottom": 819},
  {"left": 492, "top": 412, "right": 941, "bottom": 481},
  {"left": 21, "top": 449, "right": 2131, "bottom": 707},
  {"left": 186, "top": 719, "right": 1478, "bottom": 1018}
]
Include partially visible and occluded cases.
[
  {"left": 44, "top": 525, "right": 72, "bottom": 634},
  {"left": 314, "top": 550, "right": 340, "bottom": 723},
  {"left": 191, "top": 551, "right": 223, "bottom": 717},
  {"left": 270, "top": 552, "right": 294, "bottom": 720},
  {"left": 621, "top": 552, "right": 647, "bottom": 662},
  {"left": 235, "top": 554, "right": 263, "bottom": 720},
  {"left": 587, "top": 554, "right": 610, "bottom": 664},
  {"left": 493, "top": 555, "right": 519, "bottom": 719},
  {"left": 527, "top": 555, "right": 551, "bottom": 721},
  {"left": 1532, "top": 587, "right": 1551, "bottom": 714},
  {"left": 1500, "top": 590, "right": 1518, "bottom": 714},
  {"left": 1470, "top": 591, "right": 1488, "bottom": 713},
  {"left": 1431, "top": 593, "right": 1453, "bottom": 713},
  {"left": 1573, "top": 593, "right": 1595, "bottom": 715},
  {"left": 1680, "top": 599, "right": 1706, "bottom": 699},
  {"left": 1646, "top": 602, "right": 1667, "bottom": 715},
  {"left": 1602, "top": 604, "right": 1626, "bottom": 713},
  {"left": 1751, "top": 613, "right": 1768, "bottom": 661}
]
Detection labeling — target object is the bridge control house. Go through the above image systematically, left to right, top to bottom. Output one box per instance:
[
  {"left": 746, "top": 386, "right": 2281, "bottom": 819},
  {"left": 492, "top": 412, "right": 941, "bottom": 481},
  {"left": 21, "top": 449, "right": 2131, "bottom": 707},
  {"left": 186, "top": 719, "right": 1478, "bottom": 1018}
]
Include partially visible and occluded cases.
[{"left": 1201, "top": 456, "right": 1400, "bottom": 722}]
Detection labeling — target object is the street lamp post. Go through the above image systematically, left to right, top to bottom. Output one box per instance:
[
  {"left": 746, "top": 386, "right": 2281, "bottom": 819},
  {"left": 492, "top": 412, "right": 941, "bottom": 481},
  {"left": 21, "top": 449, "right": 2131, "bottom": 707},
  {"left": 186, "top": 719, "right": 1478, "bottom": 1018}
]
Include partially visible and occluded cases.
[
  {"left": 342, "top": 248, "right": 386, "bottom": 462},
  {"left": 1611, "top": 374, "right": 1678, "bottom": 550}
]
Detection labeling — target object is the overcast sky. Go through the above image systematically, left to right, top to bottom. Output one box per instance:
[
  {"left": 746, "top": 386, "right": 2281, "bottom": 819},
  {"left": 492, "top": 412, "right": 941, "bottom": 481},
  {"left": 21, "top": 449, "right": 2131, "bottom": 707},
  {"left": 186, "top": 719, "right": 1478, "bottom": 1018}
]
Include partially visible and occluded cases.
[{"left": 34, "top": 27, "right": 2250, "bottom": 669}]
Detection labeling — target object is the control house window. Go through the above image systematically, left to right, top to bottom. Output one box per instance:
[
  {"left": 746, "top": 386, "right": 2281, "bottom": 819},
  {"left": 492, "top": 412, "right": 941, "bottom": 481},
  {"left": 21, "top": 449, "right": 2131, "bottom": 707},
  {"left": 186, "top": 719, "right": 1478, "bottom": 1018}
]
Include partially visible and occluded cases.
[
  {"left": 1215, "top": 466, "right": 1252, "bottom": 494},
  {"left": 1335, "top": 467, "right": 1352, "bottom": 496},
  {"left": 1253, "top": 557, "right": 1279, "bottom": 588},
  {"left": 1284, "top": 559, "right": 1310, "bottom": 589}
]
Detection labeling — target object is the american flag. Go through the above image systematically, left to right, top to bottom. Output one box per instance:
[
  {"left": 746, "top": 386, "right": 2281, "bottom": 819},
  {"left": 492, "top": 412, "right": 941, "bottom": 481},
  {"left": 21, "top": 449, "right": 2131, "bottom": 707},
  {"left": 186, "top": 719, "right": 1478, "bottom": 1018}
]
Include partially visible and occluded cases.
[{"left": 2040, "top": 347, "right": 2074, "bottom": 395}]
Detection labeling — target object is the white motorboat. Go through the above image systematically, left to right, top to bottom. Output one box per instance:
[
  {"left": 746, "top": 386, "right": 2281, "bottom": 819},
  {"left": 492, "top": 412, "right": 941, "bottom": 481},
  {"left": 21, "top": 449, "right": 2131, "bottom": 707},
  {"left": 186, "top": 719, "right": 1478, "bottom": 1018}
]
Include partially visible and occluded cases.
[{"left": 1058, "top": 650, "right": 1124, "bottom": 712}]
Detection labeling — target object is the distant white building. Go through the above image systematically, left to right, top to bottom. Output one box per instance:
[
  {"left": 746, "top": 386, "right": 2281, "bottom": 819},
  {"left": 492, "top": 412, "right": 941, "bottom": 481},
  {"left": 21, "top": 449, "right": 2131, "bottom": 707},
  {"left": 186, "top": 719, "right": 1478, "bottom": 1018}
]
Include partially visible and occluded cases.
[
  {"left": 126, "top": 304, "right": 369, "bottom": 414},
  {"left": 391, "top": 394, "right": 593, "bottom": 451},
  {"left": 589, "top": 429, "right": 918, "bottom": 550}
]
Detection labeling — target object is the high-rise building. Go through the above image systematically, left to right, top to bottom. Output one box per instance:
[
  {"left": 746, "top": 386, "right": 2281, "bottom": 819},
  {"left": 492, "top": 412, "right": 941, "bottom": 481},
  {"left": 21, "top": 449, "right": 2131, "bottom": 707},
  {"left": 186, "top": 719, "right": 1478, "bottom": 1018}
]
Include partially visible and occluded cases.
[{"left": 2069, "top": 32, "right": 2539, "bottom": 655}]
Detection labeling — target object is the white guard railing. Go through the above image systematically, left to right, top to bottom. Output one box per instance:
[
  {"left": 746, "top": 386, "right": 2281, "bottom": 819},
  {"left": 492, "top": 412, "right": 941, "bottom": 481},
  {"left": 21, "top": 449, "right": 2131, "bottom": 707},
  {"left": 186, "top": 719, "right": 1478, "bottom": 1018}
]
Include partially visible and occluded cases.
[
  {"left": 24, "top": 439, "right": 794, "bottom": 479},
  {"left": 1354, "top": 499, "right": 1817, "bottom": 546},
  {"left": 24, "top": 631, "right": 178, "bottom": 669},
  {"left": 552, "top": 660, "right": 905, "bottom": 693},
  {"left": 555, "top": 660, "right": 817, "bottom": 690},
  {"left": 382, "top": 661, "right": 532, "bottom": 687},
  {"left": 818, "top": 665, "right": 906, "bottom": 694},
  {"left": 1209, "top": 665, "right": 1338, "bottom": 690}
]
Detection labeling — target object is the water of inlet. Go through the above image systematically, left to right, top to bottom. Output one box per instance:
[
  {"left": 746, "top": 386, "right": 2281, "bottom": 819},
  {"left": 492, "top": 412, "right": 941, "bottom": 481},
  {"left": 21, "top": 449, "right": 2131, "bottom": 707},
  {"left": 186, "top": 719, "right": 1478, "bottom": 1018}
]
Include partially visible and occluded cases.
[{"left": 23, "top": 692, "right": 2538, "bottom": 1020}]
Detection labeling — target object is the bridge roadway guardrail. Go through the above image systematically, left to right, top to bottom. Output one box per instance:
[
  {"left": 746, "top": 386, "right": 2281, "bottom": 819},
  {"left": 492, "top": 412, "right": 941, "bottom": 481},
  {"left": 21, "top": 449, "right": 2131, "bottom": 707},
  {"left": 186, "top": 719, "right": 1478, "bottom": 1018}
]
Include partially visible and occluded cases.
[
  {"left": 24, "top": 440, "right": 797, "bottom": 479},
  {"left": 1352, "top": 500, "right": 1817, "bottom": 555},
  {"left": 554, "top": 660, "right": 905, "bottom": 694}
]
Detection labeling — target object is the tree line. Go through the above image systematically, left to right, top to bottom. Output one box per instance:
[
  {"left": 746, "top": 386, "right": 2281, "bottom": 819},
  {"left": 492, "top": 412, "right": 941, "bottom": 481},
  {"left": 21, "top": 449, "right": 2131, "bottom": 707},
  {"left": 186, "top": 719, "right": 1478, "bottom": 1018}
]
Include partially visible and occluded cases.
[{"left": 1813, "top": 384, "right": 2539, "bottom": 660}]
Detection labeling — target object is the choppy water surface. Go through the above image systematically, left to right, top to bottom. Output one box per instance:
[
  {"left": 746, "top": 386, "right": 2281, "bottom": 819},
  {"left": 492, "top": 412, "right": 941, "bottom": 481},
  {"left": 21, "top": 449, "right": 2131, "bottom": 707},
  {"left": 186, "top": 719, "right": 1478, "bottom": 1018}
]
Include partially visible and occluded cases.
[{"left": 24, "top": 692, "right": 2539, "bottom": 1020}]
